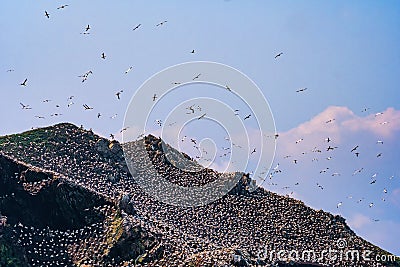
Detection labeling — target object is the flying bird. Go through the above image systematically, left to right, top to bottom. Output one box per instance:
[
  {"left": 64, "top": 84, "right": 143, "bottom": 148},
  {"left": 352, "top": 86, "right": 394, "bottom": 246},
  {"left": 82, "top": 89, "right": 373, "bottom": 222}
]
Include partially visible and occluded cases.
[
  {"left": 57, "top": 4, "right": 69, "bottom": 9},
  {"left": 44, "top": 11, "right": 50, "bottom": 18},
  {"left": 156, "top": 20, "right": 167, "bottom": 26},
  {"left": 85, "top": 24, "right": 91, "bottom": 31},
  {"left": 132, "top": 24, "right": 141, "bottom": 31},
  {"left": 190, "top": 49, "right": 195, "bottom": 54},
  {"left": 101, "top": 52, "right": 106, "bottom": 59},
  {"left": 274, "top": 52, "right": 283, "bottom": 59},
  {"left": 125, "top": 67, "right": 133, "bottom": 74},
  {"left": 193, "top": 73, "right": 201, "bottom": 80},
  {"left": 20, "top": 78, "right": 28, "bottom": 86},
  {"left": 296, "top": 88, "right": 307, "bottom": 93},
  {"left": 115, "top": 90, "right": 123, "bottom": 100},
  {"left": 152, "top": 94, "right": 157, "bottom": 101},
  {"left": 20, "top": 103, "right": 32, "bottom": 109},
  {"left": 83, "top": 104, "right": 93, "bottom": 110},
  {"left": 186, "top": 105, "right": 195, "bottom": 114},
  {"left": 97, "top": 113, "right": 101, "bottom": 118},
  {"left": 198, "top": 113, "right": 206, "bottom": 120},
  {"left": 244, "top": 114, "right": 251, "bottom": 120},
  {"left": 34, "top": 115, "right": 45, "bottom": 119},
  {"left": 325, "top": 118, "right": 335, "bottom": 124},
  {"left": 120, "top": 127, "right": 129, "bottom": 133},
  {"left": 351, "top": 145, "right": 359, "bottom": 152},
  {"left": 326, "top": 146, "right": 338, "bottom": 151},
  {"left": 251, "top": 148, "right": 256, "bottom": 155},
  {"left": 337, "top": 202, "right": 342, "bottom": 208}
]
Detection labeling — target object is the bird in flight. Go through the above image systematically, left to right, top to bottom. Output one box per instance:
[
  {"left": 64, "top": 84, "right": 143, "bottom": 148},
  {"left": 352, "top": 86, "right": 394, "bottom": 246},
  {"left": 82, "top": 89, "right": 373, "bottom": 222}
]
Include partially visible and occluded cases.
[
  {"left": 57, "top": 4, "right": 69, "bottom": 9},
  {"left": 44, "top": 11, "right": 50, "bottom": 18},
  {"left": 156, "top": 20, "right": 167, "bottom": 26},
  {"left": 85, "top": 24, "right": 91, "bottom": 31},
  {"left": 132, "top": 24, "right": 141, "bottom": 31},
  {"left": 190, "top": 49, "right": 195, "bottom": 54},
  {"left": 101, "top": 52, "right": 106, "bottom": 59},
  {"left": 274, "top": 52, "right": 283, "bottom": 59},
  {"left": 125, "top": 66, "right": 133, "bottom": 74},
  {"left": 79, "top": 70, "right": 92, "bottom": 82},
  {"left": 193, "top": 73, "right": 201, "bottom": 80},
  {"left": 20, "top": 78, "right": 28, "bottom": 86},
  {"left": 225, "top": 85, "right": 232, "bottom": 91},
  {"left": 296, "top": 88, "right": 307, "bottom": 93},
  {"left": 115, "top": 90, "right": 123, "bottom": 100},
  {"left": 152, "top": 94, "right": 157, "bottom": 101},
  {"left": 20, "top": 103, "right": 32, "bottom": 110},
  {"left": 83, "top": 104, "right": 93, "bottom": 110},
  {"left": 186, "top": 105, "right": 195, "bottom": 114},
  {"left": 97, "top": 113, "right": 101, "bottom": 118},
  {"left": 198, "top": 113, "right": 206, "bottom": 120},
  {"left": 244, "top": 114, "right": 251, "bottom": 120},
  {"left": 34, "top": 115, "right": 45, "bottom": 119},
  {"left": 325, "top": 118, "right": 335, "bottom": 124},
  {"left": 120, "top": 127, "right": 129, "bottom": 133},
  {"left": 110, "top": 134, "right": 115, "bottom": 139},
  {"left": 325, "top": 137, "right": 331, "bottom": 143},
  {"left": 295, "top": 138, "right": 303, "bottom": 144},
  {"left": 376, "top": 140, "right": 383, "bottom": 144},
  {"left": 350, "top": 145, "right": 359, "bottom": 152},
  {"left": 326, "top": 146, "right": 338, "bottom": 151},
  {"left": 251, "top": 148, "right": 256, "bottom": 155},
  {"left": 352, "top": 168, "right": 364, "bottom": 176},
  {"left": 337, "top": 202, "right": 342, "bottom": 208}
]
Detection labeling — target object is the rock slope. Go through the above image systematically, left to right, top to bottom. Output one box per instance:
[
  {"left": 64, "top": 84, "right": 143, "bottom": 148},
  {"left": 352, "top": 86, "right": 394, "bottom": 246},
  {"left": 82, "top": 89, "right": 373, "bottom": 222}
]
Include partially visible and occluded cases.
[{"left": 0, "top": 123, "right": 398, "bottom": 267}]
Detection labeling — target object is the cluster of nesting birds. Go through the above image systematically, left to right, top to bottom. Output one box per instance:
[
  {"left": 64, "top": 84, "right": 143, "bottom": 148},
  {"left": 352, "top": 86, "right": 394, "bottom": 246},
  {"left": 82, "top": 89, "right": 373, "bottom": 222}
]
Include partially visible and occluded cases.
[{"left": 0, "top": 123, "right": 397, "bottom": 266}]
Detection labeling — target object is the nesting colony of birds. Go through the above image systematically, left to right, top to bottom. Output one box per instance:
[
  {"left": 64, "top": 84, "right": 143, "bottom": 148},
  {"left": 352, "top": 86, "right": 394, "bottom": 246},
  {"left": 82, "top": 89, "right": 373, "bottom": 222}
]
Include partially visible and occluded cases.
[{"left": 0, "top": 123, "right": 398, "bottom": 267}]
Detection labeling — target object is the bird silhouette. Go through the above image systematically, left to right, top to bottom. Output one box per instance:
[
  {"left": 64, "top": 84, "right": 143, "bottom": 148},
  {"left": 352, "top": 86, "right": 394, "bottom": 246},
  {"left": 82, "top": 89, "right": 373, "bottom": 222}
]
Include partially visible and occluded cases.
[
  {"left": 57, "top": 4, "right": 69, "bottom": 9},
  {"left": 44, "top": 11, "right": 50, "bottom": 18},
  {"left": 156, "top": 20, "right": 167, "bottom": 26},
  {"left": 132, "top": 24, "right": 141, "bottom": 31},
  {"left": 275, "top": 52, "right": 283, "bottom": 59},
  {"left": 20, "top": 78, "right": 28, "bottom": 86},
  {"left": 296, "top": 88, "right": 307, "bottom": 93},
  {"left": 115, "top": 90, "right": 123, "bottom": 100},
  {"left": 20, "top": 103, "right": 32, "bottom": 109},
  {"left": 83, "top": 104, "right": 93, "bottom": 110},
  {"left": 244, "top": 114, "right": 251, "bottom": 120}
]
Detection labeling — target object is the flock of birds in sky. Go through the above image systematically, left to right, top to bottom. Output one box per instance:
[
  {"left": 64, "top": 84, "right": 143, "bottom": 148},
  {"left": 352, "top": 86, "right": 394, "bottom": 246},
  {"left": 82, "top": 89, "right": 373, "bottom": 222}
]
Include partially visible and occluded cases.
[{"left": 5, "top": 4, "right": 396, "bottom": 223}]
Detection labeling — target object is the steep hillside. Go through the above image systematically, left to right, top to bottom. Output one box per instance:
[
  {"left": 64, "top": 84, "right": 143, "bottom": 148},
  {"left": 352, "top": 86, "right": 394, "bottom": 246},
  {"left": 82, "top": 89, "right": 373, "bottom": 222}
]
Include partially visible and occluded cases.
[{"left": 0, "top": 123, "right": 398, "bottom": 266}]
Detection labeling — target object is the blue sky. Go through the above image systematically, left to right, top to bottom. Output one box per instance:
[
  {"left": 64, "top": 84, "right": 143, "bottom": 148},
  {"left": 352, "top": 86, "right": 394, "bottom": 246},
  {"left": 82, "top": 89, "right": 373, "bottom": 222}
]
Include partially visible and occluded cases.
[{"left": 1, "top": 1, "right": 400, "bottom": 255}]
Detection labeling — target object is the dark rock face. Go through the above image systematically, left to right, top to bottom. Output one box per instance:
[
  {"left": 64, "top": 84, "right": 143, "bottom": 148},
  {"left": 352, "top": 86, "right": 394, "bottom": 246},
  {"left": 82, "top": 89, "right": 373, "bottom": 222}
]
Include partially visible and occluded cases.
[{"left": 0, "top": 123, "right": 399, "bottom": 267}]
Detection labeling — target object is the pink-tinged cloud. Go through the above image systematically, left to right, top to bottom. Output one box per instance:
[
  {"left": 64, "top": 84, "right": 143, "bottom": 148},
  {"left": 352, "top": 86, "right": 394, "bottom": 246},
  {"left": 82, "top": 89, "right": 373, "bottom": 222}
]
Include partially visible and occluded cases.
[
  {"left": 277, "top": 106, "right": 400, "bottom": 157},
  {"left": 342, "top": 107, "right": 400, "bottom": 139}
]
